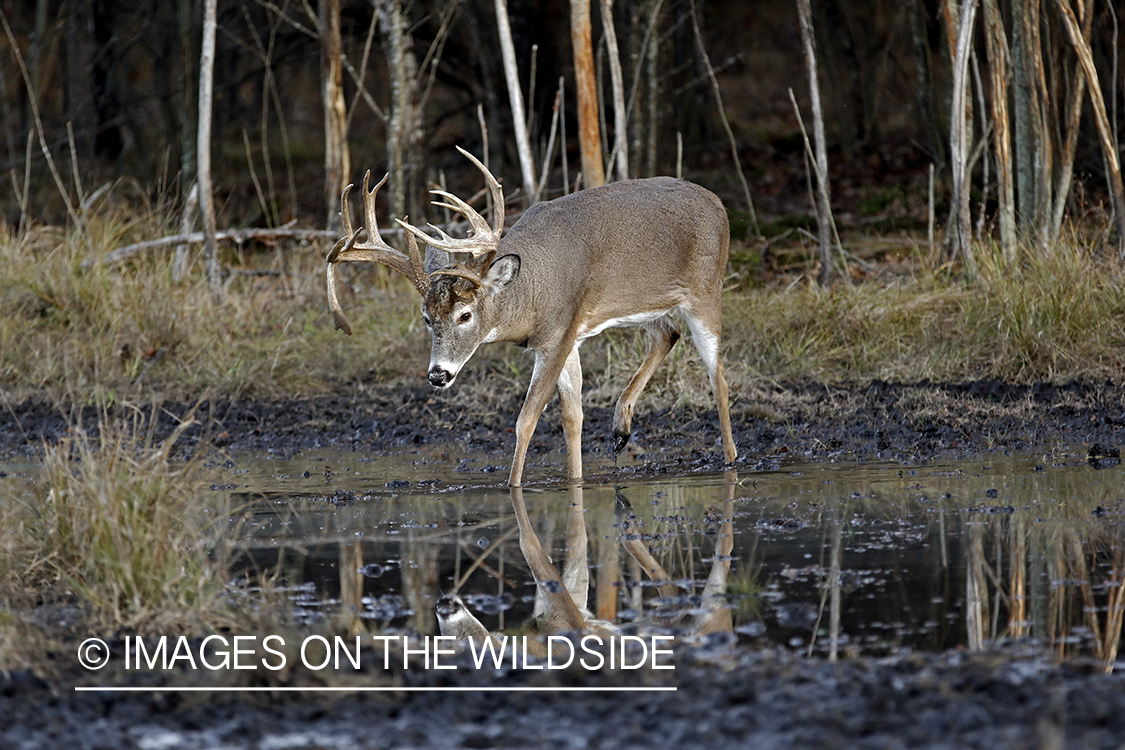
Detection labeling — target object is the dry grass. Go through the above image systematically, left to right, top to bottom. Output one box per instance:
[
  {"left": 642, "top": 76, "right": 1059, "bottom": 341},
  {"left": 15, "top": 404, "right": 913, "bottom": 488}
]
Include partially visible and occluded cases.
[
  {"left": 0, "top": 195, "right": 426, "bottom": 406},
  {"left": 2, "top": 198, "right": 1124, "bottom": 413},
  {"left": 1, "top": 408, "right": 237, "bottom": 637}
]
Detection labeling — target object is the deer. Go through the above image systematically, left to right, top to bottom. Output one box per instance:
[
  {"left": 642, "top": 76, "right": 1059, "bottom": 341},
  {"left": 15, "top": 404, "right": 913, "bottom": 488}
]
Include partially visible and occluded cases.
[{"left": 326, "top": 146, "right": 737, "bottom": 486}]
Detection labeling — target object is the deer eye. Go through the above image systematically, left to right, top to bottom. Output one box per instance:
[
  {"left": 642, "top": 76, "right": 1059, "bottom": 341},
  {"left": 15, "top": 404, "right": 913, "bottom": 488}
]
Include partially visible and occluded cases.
[
  {"left": 458, "top": 311, "right": 472, "bottom": 324},
  {"left": 422, "top": 315, "right": 431, "bottom": 327}
]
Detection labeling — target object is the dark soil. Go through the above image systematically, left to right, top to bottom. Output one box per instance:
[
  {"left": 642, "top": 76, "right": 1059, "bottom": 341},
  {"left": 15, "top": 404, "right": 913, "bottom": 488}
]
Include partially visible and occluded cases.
[
  {"left": 3, "top": 377, "right": 1124, "bottom": 467},
  {"left": 3, "top": 378, "right": 1125, "bottom": 749},
  {"left": 2, "top": 644, "right": 1123, "bottom": 749}
]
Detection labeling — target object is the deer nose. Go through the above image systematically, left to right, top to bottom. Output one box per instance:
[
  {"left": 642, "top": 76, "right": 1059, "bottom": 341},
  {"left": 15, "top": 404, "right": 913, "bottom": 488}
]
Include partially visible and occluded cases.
[{"left": 428, "top": 367, "right": 453, "bottom": 387}]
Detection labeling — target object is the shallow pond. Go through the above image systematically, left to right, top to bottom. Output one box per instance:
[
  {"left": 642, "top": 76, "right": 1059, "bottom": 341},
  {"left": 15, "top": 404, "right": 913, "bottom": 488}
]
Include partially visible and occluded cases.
[{"left": 202, "top": 445, "right": 1124, "bottom": 664}]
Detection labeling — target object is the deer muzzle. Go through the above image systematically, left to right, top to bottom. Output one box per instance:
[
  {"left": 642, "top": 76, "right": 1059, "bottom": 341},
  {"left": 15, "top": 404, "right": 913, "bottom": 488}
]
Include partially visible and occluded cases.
[{"left": 428, "top": 366, "right": 454, "bottom": 388}]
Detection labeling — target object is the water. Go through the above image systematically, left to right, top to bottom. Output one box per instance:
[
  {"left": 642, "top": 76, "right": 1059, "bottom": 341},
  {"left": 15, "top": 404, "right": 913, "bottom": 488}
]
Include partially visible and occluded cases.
[{"left": 205, "top": 446, "right": 1124, "bottom": 662}]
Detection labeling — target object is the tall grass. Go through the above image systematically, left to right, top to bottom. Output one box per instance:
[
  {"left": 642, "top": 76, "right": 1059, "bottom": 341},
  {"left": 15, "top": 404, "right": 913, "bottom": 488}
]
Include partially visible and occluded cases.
[
  {"left": 0, "top": 196, "right": 425, "bottom": 406},
  {"left": 2, "top": 197, "right": 1125, "bottom": 410},
  {"left": 725, "top": 238, "right": 1125, "bottom": 388},
  {"left": 5, "top": 410, "right": 235, "bottom": 634}
]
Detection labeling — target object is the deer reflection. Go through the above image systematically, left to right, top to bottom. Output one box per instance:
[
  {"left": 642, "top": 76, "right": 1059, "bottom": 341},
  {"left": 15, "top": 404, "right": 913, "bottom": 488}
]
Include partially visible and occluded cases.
[{"left": 437, "top": 475, "right": 737, "bottom": 654}]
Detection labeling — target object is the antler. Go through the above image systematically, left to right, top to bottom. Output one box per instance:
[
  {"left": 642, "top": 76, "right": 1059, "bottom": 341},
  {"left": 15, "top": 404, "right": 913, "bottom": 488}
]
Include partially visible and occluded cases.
[
  {"left": 396, "top": 146, "right": 505, "bottom": 259},
  {"left": 326, "top": 171, "right": 429, "bottom": 335}
]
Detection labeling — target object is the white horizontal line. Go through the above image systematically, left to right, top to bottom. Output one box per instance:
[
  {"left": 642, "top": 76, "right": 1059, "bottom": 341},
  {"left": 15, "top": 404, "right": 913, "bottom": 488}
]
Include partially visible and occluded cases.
[{"left": 75, "top": 686, "right": 676, "bottom": 693}]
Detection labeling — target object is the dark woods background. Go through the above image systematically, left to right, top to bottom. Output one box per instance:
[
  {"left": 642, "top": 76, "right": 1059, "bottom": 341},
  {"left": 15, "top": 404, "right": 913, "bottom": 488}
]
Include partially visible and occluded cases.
[{"left": 1, "top": 0, "right": 1122, "bottom": 248}]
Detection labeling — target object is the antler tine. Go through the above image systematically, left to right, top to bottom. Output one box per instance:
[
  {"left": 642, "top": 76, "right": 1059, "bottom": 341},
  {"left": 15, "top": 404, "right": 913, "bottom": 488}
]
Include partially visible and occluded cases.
[
  {"left": 455, "top": 145, "right": 504, "bottom": 236},
  {"left": 394, "top": 146, "right": 505, "bottom": 259},
  {"left": 327, "top": 169, "right": 430, "bottom": 336},
  {"left": 362, "top": 170, "right": 388, "bottom": 243},
  {"left": 339, "top": 182, "right": 355, "bottom": 239},
  {"left": 430, "top": 262, "right": 484, "bottom": 287}
]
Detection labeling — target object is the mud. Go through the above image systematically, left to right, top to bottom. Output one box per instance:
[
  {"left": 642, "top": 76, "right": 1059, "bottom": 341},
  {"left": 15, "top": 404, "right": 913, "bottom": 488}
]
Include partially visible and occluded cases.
[
  {"left": 3, "top": 377, "right": 1123, "bottom": 466},
  {"left": 3, "top": 378, "right": 1125, "bottom": 749}
]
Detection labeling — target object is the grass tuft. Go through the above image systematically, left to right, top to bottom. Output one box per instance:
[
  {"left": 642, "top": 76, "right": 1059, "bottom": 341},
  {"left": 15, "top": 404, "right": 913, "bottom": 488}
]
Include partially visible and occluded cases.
[{"left": 6, "top": 409, "right": 236, "bottom": 634}]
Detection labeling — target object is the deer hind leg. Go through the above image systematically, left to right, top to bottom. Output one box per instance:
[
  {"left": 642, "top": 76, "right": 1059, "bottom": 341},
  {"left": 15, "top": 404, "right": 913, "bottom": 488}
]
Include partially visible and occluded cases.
[
  {"left": 682, "top": 309, "right": 737, "bottom": 463},
  {"left": 611, "top": 317, "right": 681, "bottom": 454}
]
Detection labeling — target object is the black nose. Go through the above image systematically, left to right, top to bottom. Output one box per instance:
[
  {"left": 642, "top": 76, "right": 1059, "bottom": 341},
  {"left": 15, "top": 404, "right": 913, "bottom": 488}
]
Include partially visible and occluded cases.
[{"left": 429, "top": 368, "right": 452, "bottom": 387}]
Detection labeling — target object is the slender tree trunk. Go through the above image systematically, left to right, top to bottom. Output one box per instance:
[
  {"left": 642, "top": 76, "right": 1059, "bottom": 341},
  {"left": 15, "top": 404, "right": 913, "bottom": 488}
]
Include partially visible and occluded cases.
[
  {"left": 178, "top": 0, "right": 197, "bottom": 190},
  {"left": 198, "top": 0, "right": 220, "bottom": 301},
  {"left": 319, "top": 0, "right": 350, "bottom": 230},
  {"left": 380, "top": 0, "right": 423, "bottom": 222},
  {"left": 495, "top": 0, "right": 538, "bottom": 203},
  {"left": 571, "top": 0, "right": 605, "bottom": 189},
  {"left": 600, "top": 0, "right": 628, "bottom": 181},
  {"left": 796, "top": 0, "right": 836, "bottom": 285},
  {"left": 947, "top": 0, "right": 978, "bottom": 268},
  {"left": 982, "top": 0, "right": 1016, "bottom": 262},
  {"left": 1012, "top": 0, "right": 1046, "bottom": 239},
  {"left": 1051, "top": 0, "right": 1092, "bottom": 239},
  {"left": 1054, "top": 0, "right": 1125, "bottom": 256}
]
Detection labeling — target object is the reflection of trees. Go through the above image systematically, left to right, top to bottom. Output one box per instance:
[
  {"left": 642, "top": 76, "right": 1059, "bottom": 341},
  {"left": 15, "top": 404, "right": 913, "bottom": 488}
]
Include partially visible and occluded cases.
[{"left": 957, "top": 505, "right": 1124, "bottom": 672}]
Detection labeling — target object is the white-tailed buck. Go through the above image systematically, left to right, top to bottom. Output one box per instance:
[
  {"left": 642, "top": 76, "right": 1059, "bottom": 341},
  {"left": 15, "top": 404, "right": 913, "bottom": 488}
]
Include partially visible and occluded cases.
[{"left": 327, "top": 147, "right": 737, "bottom": 486}]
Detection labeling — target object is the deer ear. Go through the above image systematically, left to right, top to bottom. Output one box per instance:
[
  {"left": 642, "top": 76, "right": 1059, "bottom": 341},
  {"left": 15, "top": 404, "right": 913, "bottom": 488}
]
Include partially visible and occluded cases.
[{"left": 481, "top": 255, "right": 519, "bottom": 295}]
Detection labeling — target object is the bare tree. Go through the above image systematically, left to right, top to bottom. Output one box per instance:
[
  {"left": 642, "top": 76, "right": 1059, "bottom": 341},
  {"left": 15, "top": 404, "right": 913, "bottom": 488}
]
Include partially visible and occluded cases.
[
  {"left": 198, "top": 0, "right": 220, "bottom": 301},
  {"left": 319, "top": 0, "right": 350, "bottom": 230},
  {"left": 380, "top": 0, "right": 423, "bottom": 222},
  {"left": 495, "top": 0, "right": 538, "bottom": 202},
  {"left": 601, "top": 0, "right": 628, "bottom": 181},
  {"left": 795, "top": 0, "right": 836, "bottom": 284},
  {"left": 946, "top": 0, "right": 978, "bottom": 267},
  {"left": 982, "top": 0, "right": 1015, "bottom": 263},
  {"left": 1054, "top": 0, "right": 1125, "bottom": 256}
]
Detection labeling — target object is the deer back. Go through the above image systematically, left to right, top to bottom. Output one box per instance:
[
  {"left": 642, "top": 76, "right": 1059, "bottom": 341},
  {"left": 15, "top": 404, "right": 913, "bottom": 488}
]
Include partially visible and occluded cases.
[{"left": 492, "top": 177, "right": 730, "bottom": 349}]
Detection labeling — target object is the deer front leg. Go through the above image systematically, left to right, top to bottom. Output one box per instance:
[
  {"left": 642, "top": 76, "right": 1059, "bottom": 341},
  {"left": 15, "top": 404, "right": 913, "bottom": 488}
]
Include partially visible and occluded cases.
[
  {"left": 509, "top": 340, "right": 577, "bottom": 486},
  {"left": 509, "top": 487, "right": 587, "bottom": 630}
]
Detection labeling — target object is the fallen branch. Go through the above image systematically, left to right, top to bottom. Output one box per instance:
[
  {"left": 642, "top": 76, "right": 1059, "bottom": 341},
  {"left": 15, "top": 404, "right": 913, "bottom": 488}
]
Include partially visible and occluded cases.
[
  {"left": 85, "top": 217, "right": 488, "bottom": 271},
  {"left": 83, "top": 227, "right": 339, "bottom": 270}
]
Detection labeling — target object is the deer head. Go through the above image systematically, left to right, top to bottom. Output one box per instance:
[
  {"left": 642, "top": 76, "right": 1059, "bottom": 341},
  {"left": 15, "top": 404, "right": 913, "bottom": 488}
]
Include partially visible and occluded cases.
[{"left": 326, "top": 146, "right": 517, "bottom": 388}]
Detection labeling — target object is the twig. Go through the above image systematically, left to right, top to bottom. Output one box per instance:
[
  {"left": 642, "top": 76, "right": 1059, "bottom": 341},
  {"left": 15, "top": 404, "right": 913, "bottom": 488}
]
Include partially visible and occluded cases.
[{"left": 0, "top": 10, "right": 82, "bottom": 232}]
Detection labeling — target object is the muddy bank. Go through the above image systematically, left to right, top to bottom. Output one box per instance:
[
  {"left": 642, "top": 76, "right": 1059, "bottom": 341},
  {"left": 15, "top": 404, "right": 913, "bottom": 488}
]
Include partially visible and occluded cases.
[
  {"left": 3, "top": 377, "right": 1122, "bottom": 467},
  {"left": 4, "top": 378, "right": 1125, "bottom": 749},
  {"left": 3, "top": 645, "right": 1123, "bottom": 749}
]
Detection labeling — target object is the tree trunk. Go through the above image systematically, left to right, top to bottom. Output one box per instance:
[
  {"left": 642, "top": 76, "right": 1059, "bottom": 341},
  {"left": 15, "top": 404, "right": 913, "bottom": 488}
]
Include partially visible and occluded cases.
[
  {"left": 177, "top": 0, "right": 197, "bottom": 188},
  {"left": 198, "top": 0, "right": 220, "bottom": 301},
  {"left": 319, "top": 0, "right": 350, "bottom": 231},
  {"left": 380, "top": 0, "right": 423, "bottom": 223},
  {"left": 495, "top": 0, "right": 538, "bottom": 203},
  {"left": 570, "top": 0, "right": 605, "bottom": 189},
  {"left": 600, "top": 0, "right": 628, "bottom": 181},
  {"left": 796, "top": 0, "right": 836, "bottom": 285},
  {"left": 946, "top": 0, "right": 978, "bottom": 268},
  {"left": 982, "top": 0, "right": 1016, "bottom": 262},
  {"left": 1012, "top": 0, "right": 1045, "bottom": 239},
  {"left": 1054, "top": 0, "right": 1125, "bottom": 257}
]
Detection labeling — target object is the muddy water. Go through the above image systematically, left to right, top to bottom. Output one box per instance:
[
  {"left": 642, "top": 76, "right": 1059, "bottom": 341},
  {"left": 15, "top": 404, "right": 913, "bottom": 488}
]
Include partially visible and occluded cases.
[{"left": 213, "top": 447, "right": 1123, "bottom": 663}]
